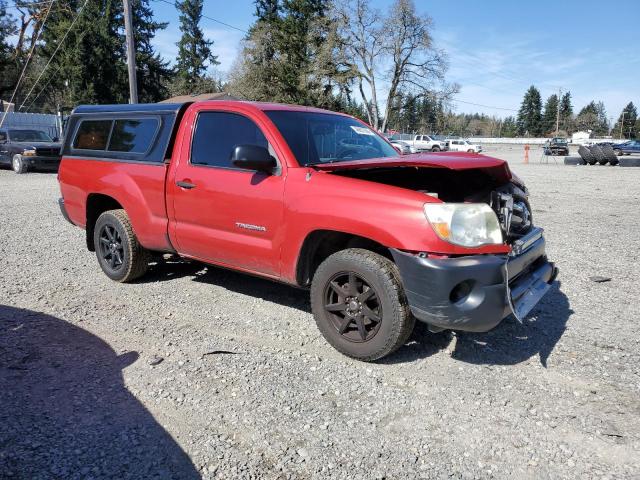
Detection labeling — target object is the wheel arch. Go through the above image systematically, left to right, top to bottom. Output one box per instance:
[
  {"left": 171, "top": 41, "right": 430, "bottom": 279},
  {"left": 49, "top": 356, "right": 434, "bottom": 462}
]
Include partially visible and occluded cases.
[
  {"left": 85, "top": 193, "right": 124, "bottom": 251},
  {"left": 295, "top": 229, "right": 391, "bottom": 287}
]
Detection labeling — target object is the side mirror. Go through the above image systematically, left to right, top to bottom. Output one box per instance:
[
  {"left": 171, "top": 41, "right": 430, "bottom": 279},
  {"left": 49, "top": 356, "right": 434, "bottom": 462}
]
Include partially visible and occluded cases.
[
  {"left": 52, "top": 136, "right": 59, "bottom": 142},
  {"left": 231, "top": 145, "right": 277, "bottom": 174}
]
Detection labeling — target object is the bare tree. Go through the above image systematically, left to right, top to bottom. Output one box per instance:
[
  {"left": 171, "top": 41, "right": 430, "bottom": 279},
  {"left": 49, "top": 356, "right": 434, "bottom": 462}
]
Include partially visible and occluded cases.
[{"left": 337, "top": 0, "right": 456, "bottom": 131}]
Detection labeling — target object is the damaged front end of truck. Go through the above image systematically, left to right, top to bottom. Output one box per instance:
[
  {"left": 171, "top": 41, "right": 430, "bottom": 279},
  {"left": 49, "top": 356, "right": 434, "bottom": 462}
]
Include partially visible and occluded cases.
[{"left": 315, "top": 154, "right": 558, "bottom": 333}]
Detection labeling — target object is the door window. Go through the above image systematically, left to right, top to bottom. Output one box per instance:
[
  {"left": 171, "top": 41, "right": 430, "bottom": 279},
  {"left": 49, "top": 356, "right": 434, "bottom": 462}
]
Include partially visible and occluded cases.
[
  {"left": 191, "top": 112, "right": 269, "bottom": 168},
  {"left": 0, "top": 131, "right": 6, "bottom": 142}
]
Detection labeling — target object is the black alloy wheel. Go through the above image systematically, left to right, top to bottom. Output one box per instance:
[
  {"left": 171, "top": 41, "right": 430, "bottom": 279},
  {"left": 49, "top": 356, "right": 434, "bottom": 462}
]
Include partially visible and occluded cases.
[
  {"left": 93, "top": 209, "right": 150, "bottom": 282},
  {"left": 98, "top": 224, "right": 125, "bottom": 272},
  {"left": 310, "top": 248, "right": 415, "bottom": 361},
  {"left": 323, "top": 271, "right": 383, "bottom": 342}
]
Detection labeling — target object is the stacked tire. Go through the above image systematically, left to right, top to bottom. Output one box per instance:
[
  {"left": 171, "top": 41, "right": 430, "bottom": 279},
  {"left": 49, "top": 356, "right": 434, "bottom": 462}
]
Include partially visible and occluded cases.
[
  {"left": 590, "top": 145, "right": 608, "bottom": 165},
  {"left": 602, "top": 145, "right": 619, "bottom": 166},
  {"left": 578, "top": 146, "right": 598, "bottom": 165}
]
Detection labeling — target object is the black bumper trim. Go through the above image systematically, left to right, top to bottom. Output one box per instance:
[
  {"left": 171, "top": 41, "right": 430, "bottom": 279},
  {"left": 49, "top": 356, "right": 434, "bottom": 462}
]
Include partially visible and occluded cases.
[
  {"left": 25, "top": 156, "right": 61, "bottom": 169},
  {"left": 58, "top": 198, "right": 74, "bottom": 225},
  {"left": 390, "top": 235, "right": 557, "bottom": 333}
]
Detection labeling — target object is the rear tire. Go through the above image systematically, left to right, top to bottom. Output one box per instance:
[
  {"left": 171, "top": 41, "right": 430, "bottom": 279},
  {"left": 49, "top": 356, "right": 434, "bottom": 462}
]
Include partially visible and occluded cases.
[
  {"left": 12, "top": 155, "right": 28, "bottom": 174},
  {"left": 94, "top": 209, "right": 151, "bottom": 282},
  {"left": 310, "top": 248, "right": 415, "bottom": 361}
]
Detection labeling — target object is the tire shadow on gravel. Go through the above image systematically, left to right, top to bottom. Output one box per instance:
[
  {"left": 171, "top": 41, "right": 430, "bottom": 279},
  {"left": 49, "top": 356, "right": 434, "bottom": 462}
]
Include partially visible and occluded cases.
[
  {"left": 142, "top": 257, "right": 312, "bottom": 313},
  {"left": 384, "top": 282, "right": 572, "bottom": 367},
  {"left": 0, "top": 305, "right": 201, "bottom": 480}
]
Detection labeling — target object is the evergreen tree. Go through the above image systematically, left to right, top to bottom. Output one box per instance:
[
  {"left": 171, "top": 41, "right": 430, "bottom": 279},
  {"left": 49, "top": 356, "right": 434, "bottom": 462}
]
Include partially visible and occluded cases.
[
  {"left": 0, "top": 0, "right": 18, "bottom": 99},
  {"left": 34, "top": 0, "right": 170, "bottom": 110},
  {"left": 39, "top": 0, "right": 126, "bottom": 109},
  {"left": 132, "top": 0, "right": 173, "bottom": 102},
  {"left": 174, "top": 0, "right": 219, "bottom": 91},
  {"left": 229, "top": 0, "right": 349, "bottom": 109},
  {"left": 255, "top": 0, "right": 279, "bottom": 25},
  {"left": 516, "top": 85, "right": 542, "bottom": 136},
  {"left": 558, "top": 91, "right": 573, "bottom": 134},
  {"left": 541, "top": 94, "right": 558, "bottom": 135},
  {"left": 575, "top": 101, "right": 608, "bottom": 135},
  {"left": 612, "top": 102, "right": 637, "bottom": 139},
  {"left": 500, "top": 116, "right": 518, "bottom": 137}
]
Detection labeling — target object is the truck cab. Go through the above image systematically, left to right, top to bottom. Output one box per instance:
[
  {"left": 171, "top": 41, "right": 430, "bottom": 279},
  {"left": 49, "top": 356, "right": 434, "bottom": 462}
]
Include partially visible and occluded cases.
[
  {"left": 58, "top": 101, "right": 557, "bottom": 362},
  {"left": 410, "top": 134, "right": 448, "bottom": 152}
]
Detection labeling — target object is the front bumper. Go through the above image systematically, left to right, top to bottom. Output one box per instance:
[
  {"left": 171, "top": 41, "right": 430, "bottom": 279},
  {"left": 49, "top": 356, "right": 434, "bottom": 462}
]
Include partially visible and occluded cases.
[
  {"left": 24, "top": 155, "right": 61, "bottom": 170},
  {"left": 390, "top": 227, "right": 557, "bottom": 332}
]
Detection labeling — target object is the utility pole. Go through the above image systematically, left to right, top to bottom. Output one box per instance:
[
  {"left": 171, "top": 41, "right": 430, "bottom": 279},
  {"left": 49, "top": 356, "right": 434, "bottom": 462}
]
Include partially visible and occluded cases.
[
  {"left": 123, "top": 0, "right": 138, "bottom": 104},
  {"left": 555, "top": 87, "right": 562, "bottom": 136},
  {"left": 619, "top": 112, "right": 626, "bottom": 140}
]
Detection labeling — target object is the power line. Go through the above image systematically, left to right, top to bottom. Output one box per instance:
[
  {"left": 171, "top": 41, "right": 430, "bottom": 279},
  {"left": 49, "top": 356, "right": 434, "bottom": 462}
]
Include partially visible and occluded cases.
[
  {"left": 0, "top": 0, "right": 54, "bottom": 127},
  {"left": 19, "top": 0, "right": 90, "bottom": 111},
  {"left": 151, "top": 0, "right": 248, "bottom": 33},
  {"left": 24, "top": 63, "right": 61, "bottom": 111},
  {"left": 450, "top": 98, "right": 518, "bottom": 112}
]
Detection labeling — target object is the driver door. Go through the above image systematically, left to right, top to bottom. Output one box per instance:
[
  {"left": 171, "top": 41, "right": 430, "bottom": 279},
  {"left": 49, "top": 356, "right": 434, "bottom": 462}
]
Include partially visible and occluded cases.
[{"left": 168, "top": 107, "right": 286, "bottom": 277}]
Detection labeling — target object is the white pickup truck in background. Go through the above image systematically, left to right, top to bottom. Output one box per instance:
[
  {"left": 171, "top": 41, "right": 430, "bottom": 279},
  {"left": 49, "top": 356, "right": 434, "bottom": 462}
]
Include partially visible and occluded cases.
[
  {"left": 408, "top": 135, "right": 448, "bottom": 152},
  {"left": 447, "top": 138, "right": 483, "bottom": 153}
]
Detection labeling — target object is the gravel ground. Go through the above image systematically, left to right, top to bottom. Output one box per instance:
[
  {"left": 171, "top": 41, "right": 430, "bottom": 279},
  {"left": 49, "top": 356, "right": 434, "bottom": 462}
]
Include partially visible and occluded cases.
[{"left": 1, "top": 148, "right": 640, "bottom": 479}]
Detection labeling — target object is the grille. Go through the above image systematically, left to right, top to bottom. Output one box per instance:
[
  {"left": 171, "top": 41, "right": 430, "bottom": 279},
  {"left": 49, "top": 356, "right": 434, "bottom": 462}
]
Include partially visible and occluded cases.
[
  {"left": 35, "top": 148, "right": 61, "bottom": 157},
  {"left": 490, "top": 190, "right": 532, "bottom": 241}
]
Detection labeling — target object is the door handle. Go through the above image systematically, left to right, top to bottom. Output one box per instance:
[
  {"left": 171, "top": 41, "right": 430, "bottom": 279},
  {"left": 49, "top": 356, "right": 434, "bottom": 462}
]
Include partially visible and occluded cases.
[{"left": 176, "top": 180, "right": 196, "bottom": 189}]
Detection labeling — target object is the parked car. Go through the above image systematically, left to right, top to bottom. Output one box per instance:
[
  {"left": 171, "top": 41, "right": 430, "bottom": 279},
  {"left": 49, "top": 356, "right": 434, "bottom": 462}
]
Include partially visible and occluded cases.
[
  {"left": 58, "top": 101, "right": 557, "bottom": 361},
  {"left": 0, "top": 128, "right": 62, "bottom": 173},
  {"left": 408, "top": 134, "right": 448, "bottom": 152},
  {"left": 543, "top": 137, "right": 569, "bottom": 156},
  {"left": 447, "top": 138, "right": 482, "bottom": 153},
  {"left": 389, "top": 140, "right": 416, "bottom": 154},
  {"left": 612, "top": 140, "right": 640, "bottom": 156}
]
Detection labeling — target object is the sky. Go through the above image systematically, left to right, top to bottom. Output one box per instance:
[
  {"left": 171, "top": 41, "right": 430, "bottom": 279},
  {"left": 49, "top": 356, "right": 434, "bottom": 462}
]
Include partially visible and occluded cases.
[
  {"left": 5, "top": 0, "right": 636, "bottom": 117},
  {"left": 79, "top": 0, "right": 640, "bottom": 118}
]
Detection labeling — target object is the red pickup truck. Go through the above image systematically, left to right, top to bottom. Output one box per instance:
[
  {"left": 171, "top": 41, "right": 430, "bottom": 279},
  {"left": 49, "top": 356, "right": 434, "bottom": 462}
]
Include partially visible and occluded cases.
[{"left": 58, "top": 101, "right": 557, "bottom": 361}]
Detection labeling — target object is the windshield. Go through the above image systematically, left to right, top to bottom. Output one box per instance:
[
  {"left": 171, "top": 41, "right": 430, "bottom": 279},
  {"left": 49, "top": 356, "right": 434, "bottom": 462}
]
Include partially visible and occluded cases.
[
  {"left": 265, "top": 110, "right": 398, "bottom": 165},
  {"left": 9, "top": 129, "right": 53, "bottom": 142}
]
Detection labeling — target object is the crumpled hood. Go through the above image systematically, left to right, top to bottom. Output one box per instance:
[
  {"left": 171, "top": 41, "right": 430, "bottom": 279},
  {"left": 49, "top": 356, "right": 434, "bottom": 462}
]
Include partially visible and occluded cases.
[{"left": 312, "top": 152, "right": 515, "bottom": 184}]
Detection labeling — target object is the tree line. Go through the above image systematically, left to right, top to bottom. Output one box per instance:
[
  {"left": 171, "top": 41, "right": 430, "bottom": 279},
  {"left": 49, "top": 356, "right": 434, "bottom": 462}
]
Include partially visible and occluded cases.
[
  {"left": 0, "top": 0, "right": 219, "bottom": 111},
  {"left": 1, "top": 0, "right": 637, "bottom": 140},
  {"left": 1, "top": 0, "right": 455, "bottom": 123},
  {"left": 514, "top": 85, "right": 637, "bottom": 139}
]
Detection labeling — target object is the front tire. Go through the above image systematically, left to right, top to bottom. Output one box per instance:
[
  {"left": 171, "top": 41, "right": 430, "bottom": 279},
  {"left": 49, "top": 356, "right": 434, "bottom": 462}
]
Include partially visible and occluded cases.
[
  {"left": 431, "top": 146, "right": 441, "bottom": 152},
  {"left": 614, "top": 149, "right": 622, "bottom": 156},
  {"left": 12, "top": 155, "right": 28, "bottom": 174},
  {"left": 94, "top": 209, "right": 151, "bottom": 282},
  {"left": 310, "top": 249, "right": 415, "bottom": 361}
]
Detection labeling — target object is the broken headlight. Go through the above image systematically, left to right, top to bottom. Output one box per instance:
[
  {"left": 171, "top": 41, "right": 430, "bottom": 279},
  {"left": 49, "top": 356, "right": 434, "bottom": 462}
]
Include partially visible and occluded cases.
[{"left": 424, "top": 203, "right": 503, "bottom": 247}]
